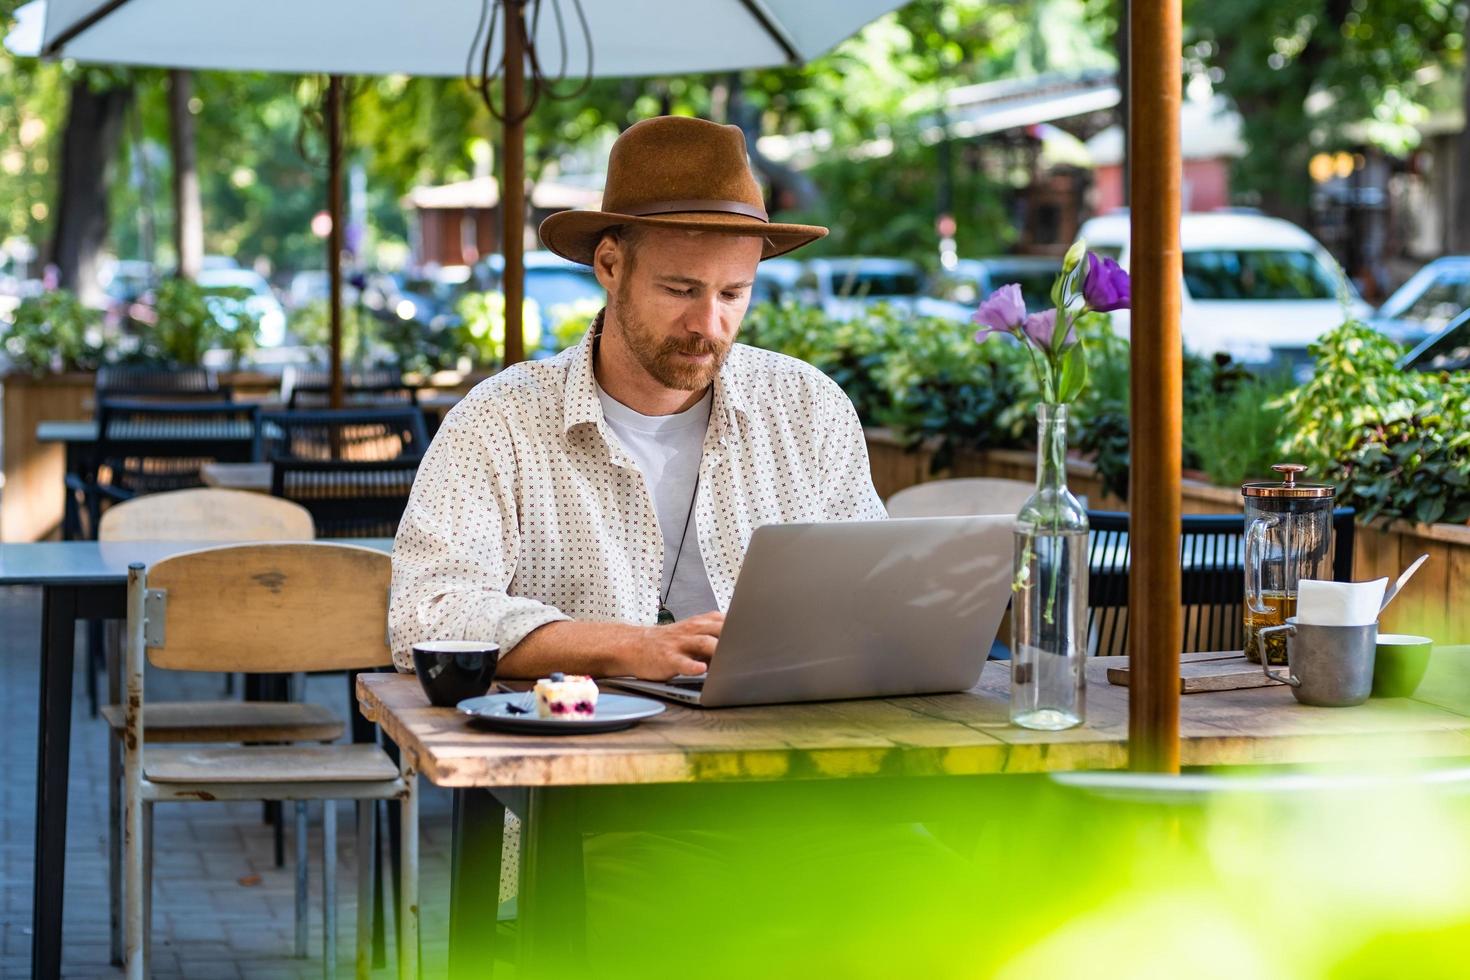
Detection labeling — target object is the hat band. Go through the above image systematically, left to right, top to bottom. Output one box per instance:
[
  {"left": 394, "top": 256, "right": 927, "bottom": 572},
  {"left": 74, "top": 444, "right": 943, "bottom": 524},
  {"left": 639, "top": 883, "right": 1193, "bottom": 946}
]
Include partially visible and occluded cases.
[{"left": 618, "top": 199, "right": 769, "bottom": 223}]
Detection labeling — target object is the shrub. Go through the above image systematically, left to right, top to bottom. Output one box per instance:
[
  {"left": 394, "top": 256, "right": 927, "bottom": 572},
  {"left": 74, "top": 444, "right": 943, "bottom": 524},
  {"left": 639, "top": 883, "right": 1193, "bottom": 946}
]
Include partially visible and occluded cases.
[
  {"left": 140, "top": 278, "right": 256, "bottom": 366},
  {"left": 2, "top": 290, "right": 107, "bottom": 374},
  {"left": 1277, "top": 321, "right": 1470, "bottom": 525}
]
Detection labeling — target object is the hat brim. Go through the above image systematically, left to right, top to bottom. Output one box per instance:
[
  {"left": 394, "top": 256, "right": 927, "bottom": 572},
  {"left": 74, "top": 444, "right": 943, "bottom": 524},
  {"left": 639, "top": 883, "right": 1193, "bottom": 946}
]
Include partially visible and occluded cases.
[{"left": 538, "top": 209, "right": 828, "bottom": 266}]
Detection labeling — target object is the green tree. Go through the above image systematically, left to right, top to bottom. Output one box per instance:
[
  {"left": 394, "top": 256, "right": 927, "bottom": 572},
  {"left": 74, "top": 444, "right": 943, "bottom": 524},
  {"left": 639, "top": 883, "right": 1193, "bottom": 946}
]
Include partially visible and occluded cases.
[{"left": 1187, "top": 0, "right": 1463, "bottom": 221}]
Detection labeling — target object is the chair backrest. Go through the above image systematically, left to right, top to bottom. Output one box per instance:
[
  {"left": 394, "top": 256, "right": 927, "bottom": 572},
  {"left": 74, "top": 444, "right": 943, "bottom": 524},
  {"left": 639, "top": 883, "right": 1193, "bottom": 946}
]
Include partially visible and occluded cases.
[
  {"left": 96, "top": 365, "right": 231, "bottom": 402},
  {"left": 282, "top": 366, "right": 418, "bottom": 410},
  {"left": 94, "top": 400, "right": 263, "bottom": 495},
  {"left": 259, "top": 407, "right": 429, "bottom": 462},
  {"left": 270, "top": 457, "right": 420, "bottom": 538},
  {"left": 885, "top": 478, "right": 1035, "bottom": 518},
  {"left": 99, "top": 487, "right": 315, "bottom": 541},
  {"left": 1085, "top": 507, "right": 1358, "bottom": 657},
  {"left": 136, "top": 542, "right": 392, "bottom": 672}
]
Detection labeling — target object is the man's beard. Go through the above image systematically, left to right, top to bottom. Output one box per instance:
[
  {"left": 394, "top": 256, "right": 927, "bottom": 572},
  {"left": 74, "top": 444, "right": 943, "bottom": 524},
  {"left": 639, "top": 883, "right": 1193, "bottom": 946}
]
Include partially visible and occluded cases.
[{"left": 613, "top": 281, "right": 731, "bottom": 392}]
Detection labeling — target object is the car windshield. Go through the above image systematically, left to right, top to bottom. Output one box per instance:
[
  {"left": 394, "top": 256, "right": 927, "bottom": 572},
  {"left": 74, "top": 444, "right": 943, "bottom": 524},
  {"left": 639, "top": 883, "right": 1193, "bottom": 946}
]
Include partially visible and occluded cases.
[
  {"left": 1183, "top": 249, "right": 1339, "bottom": 301},
  {"left": 932, "top": 266, "right": 1058, "bottom": 305},
  {"left": 831, "top": 268, "right": 923, "bottom": 297},
  {"left": 525, "top": 269, "right": 603, "bottom": 310},
  {"left": 1381, "top": 273, "right": 1470, "bottom": 327}
]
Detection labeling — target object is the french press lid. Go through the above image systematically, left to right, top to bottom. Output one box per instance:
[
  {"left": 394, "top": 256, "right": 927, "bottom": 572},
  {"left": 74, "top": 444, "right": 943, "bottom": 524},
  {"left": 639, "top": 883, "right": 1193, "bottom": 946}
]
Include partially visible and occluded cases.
[{"left": 1241, "top": 463, "right": 1335, "bottom": 499}]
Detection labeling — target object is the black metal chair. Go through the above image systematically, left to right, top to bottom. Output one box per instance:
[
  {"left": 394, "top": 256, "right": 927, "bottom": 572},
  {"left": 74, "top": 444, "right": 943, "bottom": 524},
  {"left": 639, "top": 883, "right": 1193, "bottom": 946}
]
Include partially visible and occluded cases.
[
  {"left": 96, "top": 365, "right": 232, "bottom": 401},
  {"left": 282, "top": 366, "right": 418, "bottom": 409},
  {"left": 72, "top": 401, "right": 263, "bottom": 539},
  {"left": 259, "top": 408, "right": 429, "bottom": 462},
  {"left": 270, "top": 457, "right": 420, "bottom": 538},
  {"left": 1086, "top": 507, "right": 1356, "bottom": 657}
]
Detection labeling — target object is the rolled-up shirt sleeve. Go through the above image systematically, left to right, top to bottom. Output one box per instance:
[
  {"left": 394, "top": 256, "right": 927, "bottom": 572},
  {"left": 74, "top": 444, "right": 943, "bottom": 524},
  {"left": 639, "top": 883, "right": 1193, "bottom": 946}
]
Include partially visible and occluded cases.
[{"left": 389, "top": 406, "right": 571, "bottom": 671}]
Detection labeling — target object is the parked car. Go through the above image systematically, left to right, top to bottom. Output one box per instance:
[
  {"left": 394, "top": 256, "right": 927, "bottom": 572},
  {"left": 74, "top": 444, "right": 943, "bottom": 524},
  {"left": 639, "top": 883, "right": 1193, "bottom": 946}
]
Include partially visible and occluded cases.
[
  {"left": 1077, "top": 211, "right": 1371, "bottom": 375},
  {"left": 482, "top": 251, "right": 604, "bottom": 352},
  {"left": 1368, "top": 255, "right": 1470, "bottom": 348},
  {"left": 916, "top": 256, "right": 1064, "bottom": 322},
  {"left": 752, "top": 257, "right": 804, "bottom": 306},
  {"left": 796, "top": 257, "right": 926, "bottom": 321},
  {"left": 195, "top": 268, "right": 288, "bottom": 347},
  {"left": 284, "top": 269, "right": 362, "bottom": 311},
  {"left": 1399, "top": 306, "right": 1470, "bottom": 373}
]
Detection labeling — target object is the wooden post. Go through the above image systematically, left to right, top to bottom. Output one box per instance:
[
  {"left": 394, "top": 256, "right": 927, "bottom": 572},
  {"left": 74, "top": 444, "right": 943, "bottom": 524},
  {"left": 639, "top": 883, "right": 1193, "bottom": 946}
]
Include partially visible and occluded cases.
[
  {"left": 501, "top": 1, "right": 527, "bottom": 367},
  {"left": 1127, "top": 1, "right": 1182, "bottom": 772},
  {"left": 326, "top": 75, "right": 345, "bottom": 410}
]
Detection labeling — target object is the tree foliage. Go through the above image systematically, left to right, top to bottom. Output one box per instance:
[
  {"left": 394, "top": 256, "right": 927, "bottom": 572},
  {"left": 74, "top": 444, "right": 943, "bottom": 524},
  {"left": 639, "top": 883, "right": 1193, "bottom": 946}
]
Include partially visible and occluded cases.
[{"left": 1186, "top": 0, "right": 1464, "bottom": 217}]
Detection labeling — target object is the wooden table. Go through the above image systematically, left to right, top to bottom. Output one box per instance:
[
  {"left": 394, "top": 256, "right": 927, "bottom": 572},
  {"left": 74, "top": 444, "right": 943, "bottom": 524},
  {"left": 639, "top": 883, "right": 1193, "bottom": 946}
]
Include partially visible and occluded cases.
[
  {"left": 201, "top": 461, "right": 274, "bottom": 493},
  {"left": 2, "top": 538, "right": 392, "bottom": 979},
  {"left": 357, "top": 651, "right": 1470, "bottom": 975}
]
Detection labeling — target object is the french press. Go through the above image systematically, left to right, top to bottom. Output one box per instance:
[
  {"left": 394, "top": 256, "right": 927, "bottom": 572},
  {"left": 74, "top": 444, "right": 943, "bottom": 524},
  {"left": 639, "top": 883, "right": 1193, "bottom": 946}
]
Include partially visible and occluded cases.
[{"left": 1242, "top": 463, "right": 1336, "bottom": 665}]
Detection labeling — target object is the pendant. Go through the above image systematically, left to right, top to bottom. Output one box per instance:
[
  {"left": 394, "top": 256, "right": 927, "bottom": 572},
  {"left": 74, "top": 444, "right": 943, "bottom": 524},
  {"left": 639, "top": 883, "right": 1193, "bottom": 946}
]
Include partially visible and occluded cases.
[{"left": 657, "top": 605, "right": 675, "bottom": 626}]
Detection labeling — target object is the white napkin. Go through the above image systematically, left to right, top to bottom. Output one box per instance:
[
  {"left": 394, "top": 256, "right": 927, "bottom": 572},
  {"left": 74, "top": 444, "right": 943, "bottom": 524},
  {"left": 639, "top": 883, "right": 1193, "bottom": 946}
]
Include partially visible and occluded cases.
[{"left": 1295, "top": 577, "right": 1388, "bottom": 627}]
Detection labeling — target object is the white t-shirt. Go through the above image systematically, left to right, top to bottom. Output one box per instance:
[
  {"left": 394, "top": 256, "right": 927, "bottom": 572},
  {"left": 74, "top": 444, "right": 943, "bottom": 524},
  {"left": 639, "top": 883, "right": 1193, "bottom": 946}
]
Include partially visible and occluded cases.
[{"left": 595, "top": 385, "right": 719, "bottom": 621}]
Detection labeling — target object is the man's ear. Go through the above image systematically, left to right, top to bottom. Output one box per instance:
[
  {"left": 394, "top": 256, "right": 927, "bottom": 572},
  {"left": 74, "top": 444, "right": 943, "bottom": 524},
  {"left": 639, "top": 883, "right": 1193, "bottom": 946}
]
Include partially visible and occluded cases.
[{"left": 591, "top": 234, "right": 621, "bottom": 292}]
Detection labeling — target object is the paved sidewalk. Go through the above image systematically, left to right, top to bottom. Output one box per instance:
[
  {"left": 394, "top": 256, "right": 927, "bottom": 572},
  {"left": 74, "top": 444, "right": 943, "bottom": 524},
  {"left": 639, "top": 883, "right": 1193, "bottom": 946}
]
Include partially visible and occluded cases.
[{"left": 0, "top": 585, "right": 475, "bottom": 978}]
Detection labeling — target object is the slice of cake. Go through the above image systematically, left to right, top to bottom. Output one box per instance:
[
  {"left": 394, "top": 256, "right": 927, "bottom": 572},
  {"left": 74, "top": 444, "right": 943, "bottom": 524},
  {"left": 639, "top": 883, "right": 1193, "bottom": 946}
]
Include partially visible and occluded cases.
[{"left": 533, "top": 672, "right": 599, "bottom": 719}]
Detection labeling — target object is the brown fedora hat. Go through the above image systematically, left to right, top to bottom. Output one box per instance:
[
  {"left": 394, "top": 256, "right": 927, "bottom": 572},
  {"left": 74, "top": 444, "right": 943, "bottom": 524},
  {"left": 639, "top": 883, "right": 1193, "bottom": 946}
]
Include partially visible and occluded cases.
[{"left": 538, "top": 116, "right": 827, "bottom": 266}]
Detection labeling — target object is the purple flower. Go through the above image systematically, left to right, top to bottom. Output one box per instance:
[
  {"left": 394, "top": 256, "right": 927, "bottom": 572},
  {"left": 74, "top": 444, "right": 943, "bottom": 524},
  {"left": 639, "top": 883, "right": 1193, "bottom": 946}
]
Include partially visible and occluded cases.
[
  {"left": 1083, "top": 253, "right": 1130, "bottom": 312},
  {"left": 973, "top": 283, "right": 1026, "bottom": 341},
  {"left": 1022, "top": 309, "right": 1074, "bottom": 347}
]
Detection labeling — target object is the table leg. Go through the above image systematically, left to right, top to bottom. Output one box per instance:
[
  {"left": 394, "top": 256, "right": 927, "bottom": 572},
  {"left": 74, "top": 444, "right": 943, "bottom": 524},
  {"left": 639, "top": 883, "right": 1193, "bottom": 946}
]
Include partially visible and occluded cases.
[
  {"left": 33, "top": 585, "right": 77, "bottom": 980},
  {"left": 518, "top": 788, "right": 585, "bottom": 975},
  {"left": 448, "top": 789, "right": 506, "bottom": 980}
]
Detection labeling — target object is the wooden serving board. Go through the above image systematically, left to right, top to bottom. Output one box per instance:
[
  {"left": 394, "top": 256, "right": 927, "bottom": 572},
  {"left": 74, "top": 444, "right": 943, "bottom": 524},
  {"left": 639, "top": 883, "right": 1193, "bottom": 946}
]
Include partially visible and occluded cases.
[{"left": 1106, "top": 651, "right": 1285, "bottom": 693}]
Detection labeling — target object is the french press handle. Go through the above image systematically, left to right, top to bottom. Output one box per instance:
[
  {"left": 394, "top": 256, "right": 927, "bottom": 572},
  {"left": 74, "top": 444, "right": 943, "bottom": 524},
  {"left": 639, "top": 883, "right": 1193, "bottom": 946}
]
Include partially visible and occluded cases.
[{"left": 1245, "top": 515, "right": 1278, "bottom": 615}]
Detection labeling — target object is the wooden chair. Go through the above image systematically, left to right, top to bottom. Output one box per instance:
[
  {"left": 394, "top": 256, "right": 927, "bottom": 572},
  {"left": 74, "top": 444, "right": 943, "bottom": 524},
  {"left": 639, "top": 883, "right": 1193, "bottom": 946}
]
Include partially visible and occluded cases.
[
  {"left": 260, "top": 407, "right": 430, "bottom": 462},
  {"left": 272, "top": 458, "right": 420, "bottom": 538},
  {"left": 885, "top": 478, "right": 1036, "bottom": 518},
  {"left": 98, "top": 486, "right": 316, "bottom": 541},
  {"left": 98, "top": 488, "right": 328, "bottom": 966},
  {"left": 1085, "top": 507, "right": 1357, "bottom": 657},
  {"left": 121, "top": 543, "right": 418, "bottom": 979}
]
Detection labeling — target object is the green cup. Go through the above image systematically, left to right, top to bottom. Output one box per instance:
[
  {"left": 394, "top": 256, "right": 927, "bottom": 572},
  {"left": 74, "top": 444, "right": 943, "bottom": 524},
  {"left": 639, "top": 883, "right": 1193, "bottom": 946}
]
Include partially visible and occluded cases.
[{"left": 1371, "top": 633, "right": 1434, "bottom": 698}]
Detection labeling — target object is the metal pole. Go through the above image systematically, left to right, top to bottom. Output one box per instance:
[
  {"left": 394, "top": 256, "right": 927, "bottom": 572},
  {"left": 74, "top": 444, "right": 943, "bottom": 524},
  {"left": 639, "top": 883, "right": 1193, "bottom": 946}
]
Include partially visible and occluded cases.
[
  {"left": 501, "top": 0, "right": 527, "bottom": 367},
  {"left": 1127, "top": 0, "right": 1182, "bottom": 773},
  {"left": 327, "top": 74, "right": 345, "bottom": 408}
]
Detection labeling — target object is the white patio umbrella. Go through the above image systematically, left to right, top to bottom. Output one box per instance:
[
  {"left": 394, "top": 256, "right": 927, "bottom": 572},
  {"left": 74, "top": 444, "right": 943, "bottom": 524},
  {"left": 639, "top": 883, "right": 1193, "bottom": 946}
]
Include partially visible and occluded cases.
[{"left": 21, "top": 0, "right": 906, "bottom": 397}]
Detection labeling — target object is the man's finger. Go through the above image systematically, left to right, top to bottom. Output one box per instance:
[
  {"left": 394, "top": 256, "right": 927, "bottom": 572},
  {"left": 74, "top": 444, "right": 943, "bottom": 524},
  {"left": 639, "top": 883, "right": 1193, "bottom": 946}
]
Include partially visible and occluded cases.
[
  {"left": 681, "top": 635, "right": 718, "bottom": 658},
  {"left": 671, "top": 655, "right": 708, "bottom": 676}
]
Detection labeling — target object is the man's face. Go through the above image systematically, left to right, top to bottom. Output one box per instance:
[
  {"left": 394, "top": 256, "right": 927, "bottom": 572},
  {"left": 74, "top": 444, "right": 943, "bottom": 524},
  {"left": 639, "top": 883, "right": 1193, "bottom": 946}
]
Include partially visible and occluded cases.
[{"left": 595, "top": 227, "right": 763, "bottom": 392}]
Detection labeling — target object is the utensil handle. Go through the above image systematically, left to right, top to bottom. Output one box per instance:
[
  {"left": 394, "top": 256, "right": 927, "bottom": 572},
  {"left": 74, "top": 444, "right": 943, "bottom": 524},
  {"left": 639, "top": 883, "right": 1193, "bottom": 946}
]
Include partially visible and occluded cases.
[
  {"left": 1246, "top": 516, "right": 1277, "bottom": 615},
  {"left": 1260, "top": 624, "right": 1299, "bottom": 687}
]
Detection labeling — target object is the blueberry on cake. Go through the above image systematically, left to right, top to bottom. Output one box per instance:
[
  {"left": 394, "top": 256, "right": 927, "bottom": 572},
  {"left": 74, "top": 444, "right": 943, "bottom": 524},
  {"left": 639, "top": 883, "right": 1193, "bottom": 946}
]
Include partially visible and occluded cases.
[{"left": 533, "top": 672, "right": 599, "bottom": 719}]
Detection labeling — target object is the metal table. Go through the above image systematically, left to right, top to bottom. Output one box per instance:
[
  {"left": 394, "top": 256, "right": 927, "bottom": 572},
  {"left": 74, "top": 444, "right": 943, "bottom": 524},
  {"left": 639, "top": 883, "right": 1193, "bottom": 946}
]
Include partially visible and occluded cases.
[{"left": 0, "top": 537, "right": 392, "bottom": 979}]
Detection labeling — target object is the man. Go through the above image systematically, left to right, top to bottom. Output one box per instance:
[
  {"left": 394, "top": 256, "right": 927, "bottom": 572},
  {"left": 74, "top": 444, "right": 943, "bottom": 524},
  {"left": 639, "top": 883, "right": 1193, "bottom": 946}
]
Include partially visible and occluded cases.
[{"left": 390, "top": 115, "right": 885, "bottom": 677}]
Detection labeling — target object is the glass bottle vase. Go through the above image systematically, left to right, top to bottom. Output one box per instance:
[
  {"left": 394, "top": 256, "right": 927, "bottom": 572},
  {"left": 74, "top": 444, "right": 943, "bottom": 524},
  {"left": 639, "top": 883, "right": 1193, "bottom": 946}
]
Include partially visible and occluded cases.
[{"left": 1010, "top": 403, "right": 1089, "bottom": 731}]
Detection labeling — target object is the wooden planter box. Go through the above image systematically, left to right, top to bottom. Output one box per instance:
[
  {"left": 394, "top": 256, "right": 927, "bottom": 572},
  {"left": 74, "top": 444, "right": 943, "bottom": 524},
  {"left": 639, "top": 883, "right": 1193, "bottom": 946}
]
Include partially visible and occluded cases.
[
  {"left": 1, "top": 372, "right": 96, "bottom": 542},
  {"left": 865, "top": 428, "right": 1470, "bottom": 644}
]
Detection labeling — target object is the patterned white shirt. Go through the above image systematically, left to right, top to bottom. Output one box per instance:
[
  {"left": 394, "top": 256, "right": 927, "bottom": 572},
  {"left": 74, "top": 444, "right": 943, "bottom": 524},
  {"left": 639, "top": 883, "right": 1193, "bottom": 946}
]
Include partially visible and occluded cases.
[{"left": 388, "top": 322, "right": 885, "bottom": 669}]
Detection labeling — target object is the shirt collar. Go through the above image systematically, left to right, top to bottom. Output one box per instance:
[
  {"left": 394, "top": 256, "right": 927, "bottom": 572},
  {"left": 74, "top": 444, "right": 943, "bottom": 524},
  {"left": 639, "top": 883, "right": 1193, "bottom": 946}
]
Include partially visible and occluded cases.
[{"left": 562, "top": 308, "right": 750, "bottom": 440}]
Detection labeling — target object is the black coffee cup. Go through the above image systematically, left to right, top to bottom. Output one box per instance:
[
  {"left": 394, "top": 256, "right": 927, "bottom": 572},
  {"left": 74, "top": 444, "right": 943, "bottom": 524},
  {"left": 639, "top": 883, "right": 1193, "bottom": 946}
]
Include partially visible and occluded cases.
[{"left": 412, "top": 640, "right": 500, "bottom": 708}]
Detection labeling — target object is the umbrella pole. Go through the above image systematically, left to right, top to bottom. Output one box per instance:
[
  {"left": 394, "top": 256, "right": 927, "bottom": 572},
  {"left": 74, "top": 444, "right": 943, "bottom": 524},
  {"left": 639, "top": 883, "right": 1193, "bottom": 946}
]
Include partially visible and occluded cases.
[
  {"left": 501, "top": 0, "right": 527, "bottom": 367},
  {"left": 1127, "top": 0, "right": 1182, "bottom": 772},
  {"left": 327, "top": 74, "right": 345, "bottom": 409}
]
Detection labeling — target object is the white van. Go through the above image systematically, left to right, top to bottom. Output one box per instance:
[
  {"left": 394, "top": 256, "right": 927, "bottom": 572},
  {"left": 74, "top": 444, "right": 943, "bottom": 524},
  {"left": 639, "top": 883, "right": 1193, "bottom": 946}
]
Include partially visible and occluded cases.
[{"left": 1077, "top": 211, "right": 1370, "bottom": 374}]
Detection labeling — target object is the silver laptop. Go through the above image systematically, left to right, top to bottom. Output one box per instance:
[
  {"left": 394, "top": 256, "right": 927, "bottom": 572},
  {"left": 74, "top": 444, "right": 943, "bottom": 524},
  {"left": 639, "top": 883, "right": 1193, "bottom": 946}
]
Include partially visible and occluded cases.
[{"left": 607, "top": 515, "right": 1015, "bottom": 708}]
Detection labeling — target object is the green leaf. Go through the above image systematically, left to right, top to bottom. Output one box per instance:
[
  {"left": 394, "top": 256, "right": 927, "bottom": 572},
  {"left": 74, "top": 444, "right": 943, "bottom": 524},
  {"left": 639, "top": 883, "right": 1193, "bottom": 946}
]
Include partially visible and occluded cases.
[{"left": 1055, "top": 341, "right": 1089, "bottom": 405}]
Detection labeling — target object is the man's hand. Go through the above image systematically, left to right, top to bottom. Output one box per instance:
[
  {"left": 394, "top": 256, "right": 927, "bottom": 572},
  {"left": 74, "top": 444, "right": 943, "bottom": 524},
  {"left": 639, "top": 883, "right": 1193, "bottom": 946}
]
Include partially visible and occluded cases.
[
  {"left": 619, "top": 611, "right": 724, "bottom": 679},
  {"left": 496, "top": 612, "right": 725, "bottom": 681}
]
